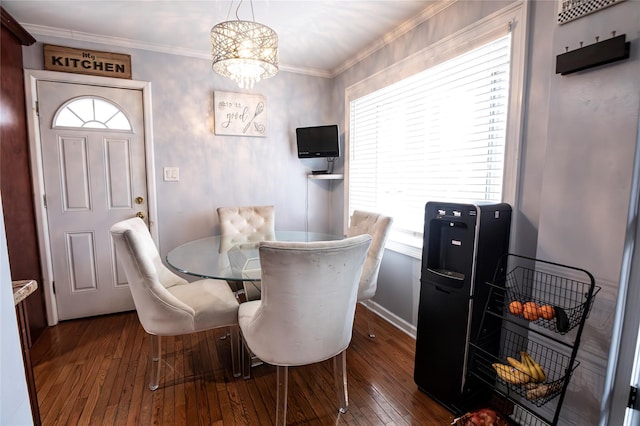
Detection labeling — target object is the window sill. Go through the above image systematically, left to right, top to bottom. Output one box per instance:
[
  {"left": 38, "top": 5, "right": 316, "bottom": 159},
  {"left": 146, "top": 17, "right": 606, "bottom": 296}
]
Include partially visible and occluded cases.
[{"left": 386, "top": 235, "right": 423, "bottom": 260}]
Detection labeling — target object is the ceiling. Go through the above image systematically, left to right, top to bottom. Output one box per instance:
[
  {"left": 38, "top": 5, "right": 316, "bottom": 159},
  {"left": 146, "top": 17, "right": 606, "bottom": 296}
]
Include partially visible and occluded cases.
[{"left": 3, "top": 1, "right": 440, "bottom": 78}]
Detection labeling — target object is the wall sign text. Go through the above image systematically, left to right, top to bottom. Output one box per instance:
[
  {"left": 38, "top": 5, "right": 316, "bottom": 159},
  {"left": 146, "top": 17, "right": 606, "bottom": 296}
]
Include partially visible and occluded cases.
[{"left": 44, "top": 44, "right": 132, "bottom": 79}]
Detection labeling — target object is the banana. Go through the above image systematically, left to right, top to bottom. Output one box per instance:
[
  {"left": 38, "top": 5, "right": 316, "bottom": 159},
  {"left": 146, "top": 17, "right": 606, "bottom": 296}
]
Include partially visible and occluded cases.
[
  {"left": 522, "top": 351, "right": 546, "bottom": 383},
  {"left": 518, "top": 352, "right": 539, "bottom": 382},
  {"left": 506, "top": 356, "right": 533, "bottom": 379},
  {"left": 492, "top": 363, "right": 530, "bottom": 385}
]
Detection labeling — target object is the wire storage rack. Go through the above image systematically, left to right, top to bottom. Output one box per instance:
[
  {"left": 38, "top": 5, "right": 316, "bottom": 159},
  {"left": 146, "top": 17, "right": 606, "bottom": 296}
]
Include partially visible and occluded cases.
[{"left": 464, "top": 254, "right": 600, "bottom": 426}]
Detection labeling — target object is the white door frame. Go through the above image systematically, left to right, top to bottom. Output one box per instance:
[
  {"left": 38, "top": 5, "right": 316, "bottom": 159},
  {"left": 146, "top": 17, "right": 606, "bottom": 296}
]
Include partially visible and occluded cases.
[
  {"left": 24, "top": 69, "right": 158, "bottom": 326},
  {"left": 600, "top": 113, "right": 640, "bottom": 425}
]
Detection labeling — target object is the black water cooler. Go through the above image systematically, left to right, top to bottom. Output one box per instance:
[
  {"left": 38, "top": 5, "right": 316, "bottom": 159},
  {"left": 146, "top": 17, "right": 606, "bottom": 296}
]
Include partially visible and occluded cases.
[{"left": 414, "top": 202, "right": 511, "bottom": 412}]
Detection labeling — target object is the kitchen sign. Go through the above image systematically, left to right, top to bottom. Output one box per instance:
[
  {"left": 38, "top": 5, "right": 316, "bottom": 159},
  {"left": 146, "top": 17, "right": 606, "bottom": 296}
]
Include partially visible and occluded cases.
[{"left": 43, "top": 44, "right": 132, "bottom": 79}]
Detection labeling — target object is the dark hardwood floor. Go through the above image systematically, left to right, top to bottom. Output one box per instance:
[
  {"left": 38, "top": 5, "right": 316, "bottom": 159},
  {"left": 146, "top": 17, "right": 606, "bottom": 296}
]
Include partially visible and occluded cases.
[{"left": 31, "top": 305, "right": 455, "bottom": 425}]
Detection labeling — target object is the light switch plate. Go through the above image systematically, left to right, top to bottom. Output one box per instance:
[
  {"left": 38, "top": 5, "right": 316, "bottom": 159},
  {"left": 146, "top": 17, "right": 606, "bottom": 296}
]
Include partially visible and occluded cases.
[{"left": 163, "top": 167, "right": 179, "bottom": 181}]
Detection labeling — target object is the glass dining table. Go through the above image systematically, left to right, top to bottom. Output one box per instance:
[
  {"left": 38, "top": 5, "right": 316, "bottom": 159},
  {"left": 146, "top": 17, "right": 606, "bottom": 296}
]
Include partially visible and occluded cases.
[{"left": 166, "top": 231, "right": 342, "bottom": 282}]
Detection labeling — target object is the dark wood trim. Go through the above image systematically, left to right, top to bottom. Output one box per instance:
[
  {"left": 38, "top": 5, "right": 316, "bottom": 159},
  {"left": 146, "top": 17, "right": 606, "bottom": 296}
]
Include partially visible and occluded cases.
[
  {"left": 1, "top": 6, "right": 36, "bottom": 45},
  {"left": 0, "top": 8, "right": 47, "bottom": 342},
  {"left": 16, "top": 301, "right": 41, "bottom": 426}
]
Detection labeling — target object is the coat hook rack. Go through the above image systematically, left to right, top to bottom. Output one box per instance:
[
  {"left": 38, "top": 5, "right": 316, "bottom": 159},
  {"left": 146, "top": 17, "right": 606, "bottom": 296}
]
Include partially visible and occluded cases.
[{"left": 555, "top": 33, "right": 630, "bottom": 75}]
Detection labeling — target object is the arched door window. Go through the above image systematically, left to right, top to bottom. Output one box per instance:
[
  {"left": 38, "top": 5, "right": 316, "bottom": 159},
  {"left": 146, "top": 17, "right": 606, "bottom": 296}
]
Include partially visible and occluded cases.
[{"left": 53, "top": 96, "right": 132, "bottom": 130}]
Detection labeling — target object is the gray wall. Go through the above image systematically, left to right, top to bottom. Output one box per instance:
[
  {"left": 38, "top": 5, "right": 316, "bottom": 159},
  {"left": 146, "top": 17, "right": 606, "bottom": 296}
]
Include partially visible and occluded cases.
[
  {"left": 20, "top": 0, "right": 640, "bottom": 423},
  {"left": 334, "top": 0, "right": 639, "bottom": 424},
  {"left": 535, "top": 1, "right": 639, "bottom": 423},
  {"left": 23, "top": 37, "right": 342, "bottom": 256}
]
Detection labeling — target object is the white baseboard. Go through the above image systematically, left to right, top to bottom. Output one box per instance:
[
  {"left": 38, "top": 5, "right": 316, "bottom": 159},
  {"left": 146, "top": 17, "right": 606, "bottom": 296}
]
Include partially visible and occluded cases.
[{"left": 360, "top": 300, "right": 417, "bottom": 339}]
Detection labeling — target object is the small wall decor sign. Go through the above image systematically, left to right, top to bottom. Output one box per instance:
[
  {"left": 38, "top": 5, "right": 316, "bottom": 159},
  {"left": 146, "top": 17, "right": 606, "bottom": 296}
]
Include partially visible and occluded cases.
[
  {"left": 558, "top": 0, "right": 626, "bottom": 24},
  {"left": 43, "top": 44, "right": 132, "bottom": 79},
  {"left": 214, "top": 91, "right": 266, "bottom": 137}
]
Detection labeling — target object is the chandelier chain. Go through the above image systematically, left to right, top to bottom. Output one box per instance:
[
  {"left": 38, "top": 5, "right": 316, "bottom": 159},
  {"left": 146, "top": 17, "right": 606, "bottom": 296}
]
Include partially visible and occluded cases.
[{"left": 226, "top": 0, "right": 256, "bottom": 22}]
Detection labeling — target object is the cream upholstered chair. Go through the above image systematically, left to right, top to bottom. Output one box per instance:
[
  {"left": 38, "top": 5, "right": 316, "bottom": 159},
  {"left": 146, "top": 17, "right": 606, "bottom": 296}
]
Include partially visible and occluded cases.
[
  {"left": 217, "top": 205, "right": 275, "bottom": 300},
  {"left": 217, "top": 205, "right": 275, "bottom": 252},
  {"left": 346, "top": 210, "right": 393, "bottom": 338},
  {"left": 110, "top": 218, "right": 240, "bottom": 390},
  {"left": 238, "top": 235, "right": 372, "bottom": 425}
]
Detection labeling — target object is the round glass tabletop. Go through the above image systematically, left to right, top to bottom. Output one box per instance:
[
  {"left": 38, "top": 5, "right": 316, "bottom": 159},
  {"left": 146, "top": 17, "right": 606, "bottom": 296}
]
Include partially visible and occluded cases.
[{"left": 166, "top": 231, "right": 341, "bottom": 281}]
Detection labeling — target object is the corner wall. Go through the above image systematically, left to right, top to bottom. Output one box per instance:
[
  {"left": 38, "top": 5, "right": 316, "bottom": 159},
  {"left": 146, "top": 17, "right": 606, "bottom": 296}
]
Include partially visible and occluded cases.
[{"left": 334, "top": 0, "right": 640, "bottom": 423}]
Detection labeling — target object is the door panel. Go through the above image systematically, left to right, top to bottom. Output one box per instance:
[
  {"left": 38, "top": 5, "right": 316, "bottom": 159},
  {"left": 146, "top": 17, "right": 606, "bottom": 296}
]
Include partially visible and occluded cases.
[
  {"left": 37, "top": 80, "right": 147, "bottom": 320},
  {"left": 59, "top": 136, "right": 91, "bottom": 210},
  {"left": 106, "top": 138, "right": 134, "bottom": 208}
]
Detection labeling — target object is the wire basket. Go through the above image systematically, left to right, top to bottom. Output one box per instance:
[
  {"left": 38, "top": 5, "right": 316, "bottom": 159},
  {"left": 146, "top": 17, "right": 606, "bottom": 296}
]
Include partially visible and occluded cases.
[
  {"left": 487, "top": 254, "right": 600, "bottom": 334},
  {"left": 490, "top": 259, "right": 600, "bottom": 335},
  {"left": 468, "top": 328, "right": 578, "bottom": 408}
]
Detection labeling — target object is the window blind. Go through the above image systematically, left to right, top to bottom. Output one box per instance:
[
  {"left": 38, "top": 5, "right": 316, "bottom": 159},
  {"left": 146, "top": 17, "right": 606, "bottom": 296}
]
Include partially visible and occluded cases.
[{"left": 348, "top": 34, "right": 512, "bottom": 241}]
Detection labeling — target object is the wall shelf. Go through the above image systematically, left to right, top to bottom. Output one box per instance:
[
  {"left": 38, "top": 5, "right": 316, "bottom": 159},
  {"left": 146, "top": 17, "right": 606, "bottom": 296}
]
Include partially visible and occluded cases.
[{"left": 307, "top": 173, "right": 343, "bottom": 180}]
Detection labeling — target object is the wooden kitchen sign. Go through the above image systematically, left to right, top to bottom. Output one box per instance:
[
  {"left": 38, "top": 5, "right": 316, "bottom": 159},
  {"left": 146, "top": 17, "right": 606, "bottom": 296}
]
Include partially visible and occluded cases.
[{"left": 43, "top": 44, "right": 132, "bottom": 79}]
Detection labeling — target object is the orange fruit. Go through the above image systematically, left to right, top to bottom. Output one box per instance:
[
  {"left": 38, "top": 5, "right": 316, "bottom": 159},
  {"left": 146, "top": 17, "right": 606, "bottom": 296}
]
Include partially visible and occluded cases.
[
  {"left": 508, "top": 300, "right": 524, "bottom": 316},
  {"left": 522, "top": 302, "right": 541, "bottom": 321},
  {"left": 540, "top": 305, "right": 556, "bottom": 320}
]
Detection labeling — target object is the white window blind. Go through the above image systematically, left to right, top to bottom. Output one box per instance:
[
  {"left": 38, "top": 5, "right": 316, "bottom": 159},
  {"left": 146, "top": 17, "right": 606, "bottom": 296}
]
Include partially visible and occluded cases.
[{"left": 348, "top": 34, "right": 512, "bottom": 245}]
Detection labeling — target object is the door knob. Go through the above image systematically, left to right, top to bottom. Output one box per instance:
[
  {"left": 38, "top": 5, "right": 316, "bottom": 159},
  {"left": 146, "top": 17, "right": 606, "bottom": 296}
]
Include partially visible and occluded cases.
[
  {"left": 135, "top": 196, "right": 144, "bottom": 204},
  {"left": 136, "top": 212, "right": 145, "bottom": 219}
]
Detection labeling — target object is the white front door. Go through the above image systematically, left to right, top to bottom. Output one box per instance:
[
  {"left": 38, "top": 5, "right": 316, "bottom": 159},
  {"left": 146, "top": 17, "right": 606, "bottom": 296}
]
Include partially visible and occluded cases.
[{"left": 37, "top": 81, "right": 147, "bottom": 320}]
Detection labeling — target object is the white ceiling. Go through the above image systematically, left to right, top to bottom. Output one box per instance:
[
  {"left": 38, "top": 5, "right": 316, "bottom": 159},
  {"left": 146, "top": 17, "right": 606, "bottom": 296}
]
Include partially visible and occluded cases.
[{"left": 3, "top": 1, "right": 440, "bottom": 78}]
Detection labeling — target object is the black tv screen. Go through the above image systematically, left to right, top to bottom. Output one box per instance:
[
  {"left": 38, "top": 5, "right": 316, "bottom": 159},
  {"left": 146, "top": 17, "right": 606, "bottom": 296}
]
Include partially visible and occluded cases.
[{"left": 296, "top": 125, "right": 340, "bottom": 158}]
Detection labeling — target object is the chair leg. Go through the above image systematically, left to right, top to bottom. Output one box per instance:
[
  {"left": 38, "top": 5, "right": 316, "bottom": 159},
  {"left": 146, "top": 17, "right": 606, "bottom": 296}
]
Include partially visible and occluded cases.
[
  {"left": 365, "top": 307, "right": 376, "bottom": 339},
  {"left": 230, "top": 325, "right": 241, "bottom": 378},
  {"left": 241, "top": 333, "right": 252, "bottom": 379},
  {"left": 148, "top": 334, "right": 161, "bottom": 391},
  {"left": 333, "top": 350, "right": 349, "bottom": 413},
  {"left": 276, "top": 365, "right": 289, "bottom": 425}
]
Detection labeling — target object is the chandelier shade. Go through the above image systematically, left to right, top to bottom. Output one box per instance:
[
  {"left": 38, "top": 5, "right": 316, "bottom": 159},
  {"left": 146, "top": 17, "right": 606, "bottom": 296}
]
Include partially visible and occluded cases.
[{"left": 211, "top": 20, "right": 279, "bottom": 89}]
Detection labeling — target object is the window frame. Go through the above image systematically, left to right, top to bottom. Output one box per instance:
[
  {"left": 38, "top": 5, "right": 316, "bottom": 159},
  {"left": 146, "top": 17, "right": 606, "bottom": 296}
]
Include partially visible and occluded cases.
[{"left": 344, "top": 1, "right": 528, "bottom": 259}]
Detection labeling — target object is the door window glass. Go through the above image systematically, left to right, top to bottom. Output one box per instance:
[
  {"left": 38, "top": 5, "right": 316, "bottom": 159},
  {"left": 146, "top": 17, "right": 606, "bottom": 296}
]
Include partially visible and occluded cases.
[{"left": 54, "top": 96, "right": 132, "bottom": 130}]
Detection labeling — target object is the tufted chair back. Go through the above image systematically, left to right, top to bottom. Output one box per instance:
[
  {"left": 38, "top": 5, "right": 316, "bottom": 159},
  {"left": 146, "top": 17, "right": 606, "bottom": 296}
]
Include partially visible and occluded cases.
[
  {"left": 217, "top": 205, "right": 275, "bottom": 253},
  {"left": 346, "top": 210, "right": 393, "bottom": 301},
  {"left": 346, "top": 210, "right": 393, "bottom": 338}
]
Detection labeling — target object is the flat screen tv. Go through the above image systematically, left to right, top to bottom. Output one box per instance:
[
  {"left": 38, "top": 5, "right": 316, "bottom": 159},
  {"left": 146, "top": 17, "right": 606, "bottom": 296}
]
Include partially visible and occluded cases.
[{"left": 296, "top": 125, "right": 340, "bottom": 158}]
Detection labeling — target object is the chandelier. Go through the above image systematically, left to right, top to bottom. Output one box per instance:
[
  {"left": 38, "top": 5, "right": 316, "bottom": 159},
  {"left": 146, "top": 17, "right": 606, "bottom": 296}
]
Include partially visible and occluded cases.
[{"left": 211, "top": 0, "right": 279, "bottom": 89}]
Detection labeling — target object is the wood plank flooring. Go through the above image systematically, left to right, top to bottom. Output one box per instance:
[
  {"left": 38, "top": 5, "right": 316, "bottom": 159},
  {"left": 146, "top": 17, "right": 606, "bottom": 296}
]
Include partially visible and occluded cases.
[{"left": 31, "top": 305, "right": 455, "bottom": 425}]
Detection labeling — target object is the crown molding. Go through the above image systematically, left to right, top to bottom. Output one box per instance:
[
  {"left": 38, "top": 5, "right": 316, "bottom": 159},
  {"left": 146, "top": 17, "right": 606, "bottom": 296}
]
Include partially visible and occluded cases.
[
  {"left": 23, "top": 0, "right": 457, "bottom": 81},
  {"left": 330, "top": 0, "right": 456, "bottom": 77},
  {"left": 23, "top": 23, "right": 333, "bottom": 78},
  {"left": 23, "top": 23, "right": 209, "bottom": 59}
]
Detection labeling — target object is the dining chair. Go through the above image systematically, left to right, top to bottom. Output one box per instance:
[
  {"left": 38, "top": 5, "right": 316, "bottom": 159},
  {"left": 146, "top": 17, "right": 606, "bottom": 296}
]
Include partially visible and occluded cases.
[
  {"left": 217, "top": 205, "right": 275, "bottom": 300},
  {"left": 346, "top": 210, "right": 393, "bottom": 338},
  {"left": 110, "top": 217, "right": 241, "bottom": 390},
  {"left": 238, "top": 234, "right": 372, "bottom": 425}
]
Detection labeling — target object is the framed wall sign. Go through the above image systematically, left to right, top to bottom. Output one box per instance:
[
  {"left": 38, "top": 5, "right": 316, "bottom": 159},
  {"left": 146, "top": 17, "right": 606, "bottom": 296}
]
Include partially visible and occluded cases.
[
  {"left": 558, "top": 0, "right": 626, "bottom": 24},
  {"left": 214, "top": 91, "right": 266, "bottom": 137}
]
